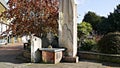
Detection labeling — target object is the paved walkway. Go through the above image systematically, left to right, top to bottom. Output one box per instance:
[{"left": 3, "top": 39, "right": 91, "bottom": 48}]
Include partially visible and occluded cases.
[
  {"left": 0, "top": 43, "right": 120, "bottom": 68},
  {"left": 0, "top": 43, "right": 24, "bottom": 63}
]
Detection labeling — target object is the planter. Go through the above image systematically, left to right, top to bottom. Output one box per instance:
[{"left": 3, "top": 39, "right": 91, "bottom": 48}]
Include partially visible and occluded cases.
[
  {"left": 39, "top": 48, "right": 65, "bottom": 64},
  {"left": 78, "top": 51, "right": 120, "bottom": 63}
]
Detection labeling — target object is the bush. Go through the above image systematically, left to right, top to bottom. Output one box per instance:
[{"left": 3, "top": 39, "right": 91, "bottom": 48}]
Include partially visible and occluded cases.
[
  {"left": 98, "top": 32, "right": 120, "bottom": 54},
  {"left": 79, "top": 39, "right": 96, "bottom": 51}
]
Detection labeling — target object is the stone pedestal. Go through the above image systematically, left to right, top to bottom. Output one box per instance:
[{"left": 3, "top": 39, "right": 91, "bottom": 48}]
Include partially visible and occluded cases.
[
  {"left": 59, "top": 0, "right": 78, "bottom": 62},
  {"left": 40, "top": 48, "right": 65, "bottom": 64}
]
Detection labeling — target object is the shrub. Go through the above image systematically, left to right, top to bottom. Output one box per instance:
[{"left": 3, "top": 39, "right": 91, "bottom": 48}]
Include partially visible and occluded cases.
[
  {"left": 98, "top": 32, "right": 120, "bottom": 54},
  {"left": 79, "top": 39, "right": 96, "bottom": 51}
]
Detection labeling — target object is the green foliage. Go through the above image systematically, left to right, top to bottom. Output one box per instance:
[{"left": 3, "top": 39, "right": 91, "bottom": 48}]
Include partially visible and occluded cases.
[
  {"left": 82, "top": 4, "right": 120, "bottom": 35},
  {"left": 93, "top": 4, "right": 120, "bottom": 34},
  {"left": 106, "top": 5, "right": 120, "bottom": 32},
  {"left": 83, "top": 11, "right": 102, "bottom": 31},
  {"left": 97, "top": 17, "right": 108, "bottom": 34},
  {"left": 77, "top": 22, "right": 92, "bottom": 39},
  {"left": 77, "top": 22, "right": 93, "bottom": 51},
  {"left": 98, "top": 32, "right": 120, "bottom": 54},
  {"left": 79, "top": 39, "right": 96, "bottom": 51}
]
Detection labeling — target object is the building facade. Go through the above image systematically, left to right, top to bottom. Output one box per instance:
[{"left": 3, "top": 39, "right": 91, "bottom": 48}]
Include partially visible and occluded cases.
[{"left": 0, "top": 0, "right": 22, "bottom": 44}]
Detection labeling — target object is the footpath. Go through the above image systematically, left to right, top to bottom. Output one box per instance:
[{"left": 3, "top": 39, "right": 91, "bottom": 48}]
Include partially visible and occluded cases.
[{"left": 0, "top": 43, "right": 120, "bottom": 68}]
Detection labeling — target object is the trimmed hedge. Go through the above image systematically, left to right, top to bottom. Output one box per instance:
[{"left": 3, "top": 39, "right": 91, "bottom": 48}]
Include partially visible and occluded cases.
[
  {"left": 98, "top": 32, "right": 120, "bottom": 54},
  {"left": 79, "top": 39, "right": 96, "bottom": 51}
]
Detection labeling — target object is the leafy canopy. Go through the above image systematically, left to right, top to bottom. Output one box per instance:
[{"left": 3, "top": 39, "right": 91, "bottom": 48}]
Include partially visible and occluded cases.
[
  {"left": 0, "top": 0, "right": 59, "bottom": 37},
  {"left": 82, "top": 4, "right": 120, "bottom": 35},
  {"left": 83, "top": 11, "right": 101, "bottom": 31},
  {"left": 77, "top": 22, "right": 92, "bottom": 39}
]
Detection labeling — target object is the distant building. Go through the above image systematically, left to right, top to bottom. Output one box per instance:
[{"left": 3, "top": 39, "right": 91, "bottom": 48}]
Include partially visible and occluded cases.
[
  {"left": 0, "top": 0, "right": 22, "bottom": 44},
  {"left": 0, "top": 0, "right": 9, "bottom": 44}
]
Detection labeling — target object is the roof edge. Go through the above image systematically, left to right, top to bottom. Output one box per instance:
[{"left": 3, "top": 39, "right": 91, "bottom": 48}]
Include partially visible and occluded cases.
[{"left": 0, "top": 0, "right": 8, "bottom": 9}]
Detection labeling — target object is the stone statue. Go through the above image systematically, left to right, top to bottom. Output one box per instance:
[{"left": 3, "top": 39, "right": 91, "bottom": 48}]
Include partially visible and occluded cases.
[{"left": 59, "top": 0, "right": 78, "bottom": 61}]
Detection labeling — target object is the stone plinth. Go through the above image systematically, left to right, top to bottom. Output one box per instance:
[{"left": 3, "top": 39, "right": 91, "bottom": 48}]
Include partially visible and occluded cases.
[{"left": 39, "top": 48, "right": 65, "bottom": 64}]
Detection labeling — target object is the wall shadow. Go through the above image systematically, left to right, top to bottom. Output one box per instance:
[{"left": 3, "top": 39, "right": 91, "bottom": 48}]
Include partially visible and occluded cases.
[
  {"left": 0, "top": 44, "right": 27, "bottom": 64},
  {"left": 80, "top": 59, "right": 120, "bottom": 67}
]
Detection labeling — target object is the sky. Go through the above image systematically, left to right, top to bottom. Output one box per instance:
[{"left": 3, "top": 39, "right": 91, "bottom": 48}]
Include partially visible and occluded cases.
[
  {"left": 5, "top": 0, "right": 120, "bottom": 23},
  {"left": 5, "top": 0, "right": 8, "bottom": 3},
  {"left": 77, "top": 0, "right": 120, "bottom": 23}
]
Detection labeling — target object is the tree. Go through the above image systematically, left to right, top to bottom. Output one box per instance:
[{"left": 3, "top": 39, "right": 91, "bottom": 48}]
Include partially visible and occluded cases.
[
  {"left": 0, "top": 0, "right": 59, "bottom": 37},
  {"left": 82, "top": 4, "right": 120, "bottom": 35},
  {"left": 98, "top": 4, "right": 120, "bottom": 34},
  {"left": 107, "top": 4, "right": 120, "bottom": 32},
  {"left": 83, "top": 11, "right": 102, "bottom": 31},
  {"left": 97, "top": 16, "right": 108, "bottom": 34},
  {"left": 77, "top": 22, "right": 92, "bottom": 41},
  {"left": 77, "top": 22, "right": 93, "bottom": 50}
]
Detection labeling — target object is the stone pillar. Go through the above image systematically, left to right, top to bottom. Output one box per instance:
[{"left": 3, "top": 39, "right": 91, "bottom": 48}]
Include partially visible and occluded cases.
[
  {"left": 59, "top": 0, "right": 78, "bottom": 62},
  {"left": 31, "top": 35, "right": 42, "bottom": 62},
  {"left": 17, "top": 36, "right": 22, "bottom": 43},
  {"left": 11, "top": 37, "right": 15, "bottom": 44}
]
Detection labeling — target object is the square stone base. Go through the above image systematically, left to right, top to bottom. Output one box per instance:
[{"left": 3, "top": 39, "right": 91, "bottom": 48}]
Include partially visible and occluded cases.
[
  {"left": 42, "top": 51, "right": 63, "bottom": 64},
  {"left": 62, "top": 56, "right": 79, "bottom": 63}
]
